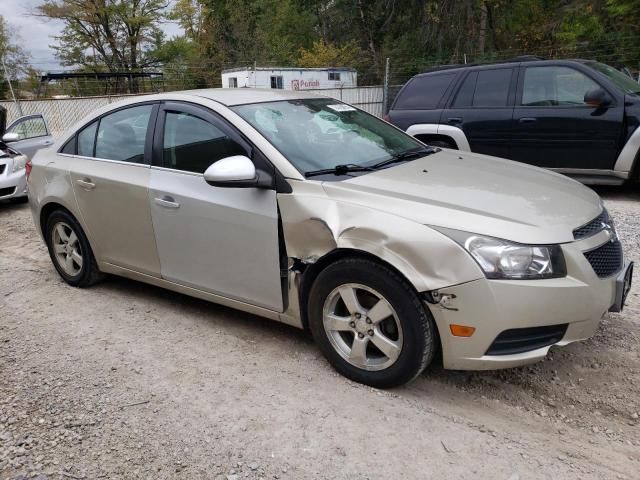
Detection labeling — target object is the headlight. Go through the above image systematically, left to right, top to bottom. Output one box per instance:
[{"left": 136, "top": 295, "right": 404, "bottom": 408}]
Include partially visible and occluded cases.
[
  {"left": 11, "top": 155, "right": 28, "bottom": 173},
  {"left": 462, "top": 235, "right": 566, "bottom": 279}
]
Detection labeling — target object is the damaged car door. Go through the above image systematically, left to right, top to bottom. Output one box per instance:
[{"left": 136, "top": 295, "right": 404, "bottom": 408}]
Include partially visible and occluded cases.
[{"left": 148, "top": 102, "right": 283, "bottom": 311}]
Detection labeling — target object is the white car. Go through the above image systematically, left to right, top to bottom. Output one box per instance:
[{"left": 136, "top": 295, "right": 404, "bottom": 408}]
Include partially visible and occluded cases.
[
  {"left": 26, "top": 89, "right": 633, "bottom": 388},
  {"left": 0, "top": 114, "right": 53, "bottom": 203},
  {"left": 0, "top": 141, "right": 30, "bottom": 203}
]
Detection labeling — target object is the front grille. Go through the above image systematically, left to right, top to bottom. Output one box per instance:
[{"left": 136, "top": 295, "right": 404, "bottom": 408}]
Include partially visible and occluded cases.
[
  {"left": 0, "top": 164, "right": 5, "bottom": 174},
  {"left": 0, "top": 186, "right": 16, "bottom": 197},
  {"left": 573, "top": 210, "right": 610, "bottom": 240},
  {"left": 583, "top": 239, "right": 623, "bottom": 278},
  {"left": 486, "top": 324, "right": 568, "bottom": 356}
]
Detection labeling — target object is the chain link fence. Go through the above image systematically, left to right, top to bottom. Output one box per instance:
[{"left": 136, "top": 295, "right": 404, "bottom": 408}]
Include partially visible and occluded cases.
[
  {"left": 0, "top": 87, "right": 384, "bottom": 138},
  {"left": 0, "top": 94, "right": 150, "bottom": 137}
]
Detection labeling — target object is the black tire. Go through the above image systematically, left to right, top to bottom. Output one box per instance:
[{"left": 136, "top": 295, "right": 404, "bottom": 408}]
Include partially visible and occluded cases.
[
  {"left": 45, "top": 210, "right": 104, "bottom": 287},
  {"left": 308, "top": 257, "right": 436, "bottom": 388}
]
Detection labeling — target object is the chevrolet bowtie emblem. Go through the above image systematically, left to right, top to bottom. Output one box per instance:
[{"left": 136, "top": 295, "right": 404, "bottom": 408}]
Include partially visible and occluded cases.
[{"left": 601, "top": 221, "right": 617, "bottom": 242}]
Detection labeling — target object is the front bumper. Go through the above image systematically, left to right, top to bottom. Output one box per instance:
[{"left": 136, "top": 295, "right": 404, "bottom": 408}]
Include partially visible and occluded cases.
[
  {"left": 0, "top": 157, "right": 27, "bottom": 200},
  {"left": 429, "top": 229, "right": 627, "bottom": 370}
]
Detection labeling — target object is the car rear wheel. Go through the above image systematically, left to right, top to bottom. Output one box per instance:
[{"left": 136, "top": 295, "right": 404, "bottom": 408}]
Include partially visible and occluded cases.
[
  {"left": 45, "top": 210, "right": 104, "bottom": 287},
  {"left": 308, "top": 257, "right": 436, "bottom": 388}
]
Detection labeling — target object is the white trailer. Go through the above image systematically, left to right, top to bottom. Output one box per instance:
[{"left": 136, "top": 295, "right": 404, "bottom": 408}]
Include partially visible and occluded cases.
[{"left": 221, "top": 67, "right": 357, "bottom": 90}]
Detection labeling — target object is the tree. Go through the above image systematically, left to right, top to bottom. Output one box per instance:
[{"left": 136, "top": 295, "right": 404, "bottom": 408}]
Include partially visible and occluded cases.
[
  {"left": 24, "top": 0, "right": 640, "bottom": 95},
  {"left": 36, "top": 0, "right": 168, "bottom": 92},
  {"left": 169, "top": 0, "right": 207, "bottom": 42},
  {"left": 0, "top": 15, "right": 30, "bottom": 99},
  {"left": 0, "top": 15, "right": 29, "bottom": 78},
  {"left": 297, "top": 40, "right": 363, "bottom": 68}
]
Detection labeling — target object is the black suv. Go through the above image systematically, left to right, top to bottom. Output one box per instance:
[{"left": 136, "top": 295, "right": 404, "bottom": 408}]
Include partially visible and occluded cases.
[{"left": 388, "top": 58, "right": 640, "bottom": 185}]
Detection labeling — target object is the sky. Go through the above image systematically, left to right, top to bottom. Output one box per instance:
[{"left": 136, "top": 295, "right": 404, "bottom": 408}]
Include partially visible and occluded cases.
[{"left": 3, "top": 0, "right": 182, "bottom": 72}]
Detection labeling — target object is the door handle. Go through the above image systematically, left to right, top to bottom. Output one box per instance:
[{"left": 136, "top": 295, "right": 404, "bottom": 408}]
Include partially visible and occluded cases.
[
  {"left": 447, "top": 117, "right": 463, "bottom": 125},
  {"left": 519, "top": 117, "right": 537, "bottom": 124},
  {"left": 75, "top": 178, "right": 96, "bottom": 190},
  {"left": 154, "top": 196, "right": 180, "bottom": 209}
]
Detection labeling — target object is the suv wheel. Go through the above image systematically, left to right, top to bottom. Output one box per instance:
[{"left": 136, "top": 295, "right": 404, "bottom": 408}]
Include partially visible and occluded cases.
[
  {"left": 45, "top": 210, "right": 104, "bottom": 287},
  {"left": 308, "top": 258, "right": 436, "bottom": 388}
]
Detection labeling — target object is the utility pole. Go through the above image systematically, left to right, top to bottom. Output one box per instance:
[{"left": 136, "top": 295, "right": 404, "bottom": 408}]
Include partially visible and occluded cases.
[
  {"left": 2, "top": 57, "right": 23, "bottom": 116},
  {"left": 382, "top": 57, "right": 390, "bottom": 116}
]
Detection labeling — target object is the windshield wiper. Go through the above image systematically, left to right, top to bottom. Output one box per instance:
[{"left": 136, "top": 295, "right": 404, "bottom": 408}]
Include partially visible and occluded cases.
[
  {"left": 304, "top": 147, "right": 436, "bottom": 178},
  {"left": 370, "top": 147, "right": 437, "bottom": 170},
  {"left": 304, "top": 163, "right": 375, "bottom": 178}
]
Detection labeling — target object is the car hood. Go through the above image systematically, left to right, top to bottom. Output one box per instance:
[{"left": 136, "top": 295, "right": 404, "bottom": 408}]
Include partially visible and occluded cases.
[{"left": 321, "top": 149, "right": 602, "bottom": 244}]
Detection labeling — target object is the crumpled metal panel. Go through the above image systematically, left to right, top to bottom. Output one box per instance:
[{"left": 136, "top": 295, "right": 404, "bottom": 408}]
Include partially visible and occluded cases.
[{"left": 277, "top": 180, "right": 483, "bottom": 296}]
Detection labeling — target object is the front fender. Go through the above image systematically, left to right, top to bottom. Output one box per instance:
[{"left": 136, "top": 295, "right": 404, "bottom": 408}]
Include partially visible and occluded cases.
[{"left": 278, "top": 187, "right": 482, "bottom": 292}]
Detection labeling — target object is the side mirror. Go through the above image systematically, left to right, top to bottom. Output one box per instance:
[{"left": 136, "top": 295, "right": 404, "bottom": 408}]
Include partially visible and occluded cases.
[
  {"left": 584, "top": 87, "right": 612, "bottom": 108},
  {"left": 2, "top": 132, "right": 20, "bottom": 143},
  {"left": 204, "top": 155, "right": 271, "bottom": 188}
]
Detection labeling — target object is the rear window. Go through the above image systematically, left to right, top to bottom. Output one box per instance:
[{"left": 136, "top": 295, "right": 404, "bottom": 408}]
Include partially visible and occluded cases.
[{"left": 394, "top": 73, "right": 456, "bottom": 109}]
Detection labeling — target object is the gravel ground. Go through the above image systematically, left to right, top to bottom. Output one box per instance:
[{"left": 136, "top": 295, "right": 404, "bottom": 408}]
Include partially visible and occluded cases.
[{"left": 1, "top": 186, "right": 639, "bottom": 480}]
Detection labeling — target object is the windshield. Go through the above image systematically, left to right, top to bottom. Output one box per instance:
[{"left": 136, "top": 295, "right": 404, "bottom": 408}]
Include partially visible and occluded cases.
[
  {"left": 586, "top": 61, "right": 640, "bottom": 95},
  {"left": 232, "top": 98, "right": 424, "bottom": 175}
]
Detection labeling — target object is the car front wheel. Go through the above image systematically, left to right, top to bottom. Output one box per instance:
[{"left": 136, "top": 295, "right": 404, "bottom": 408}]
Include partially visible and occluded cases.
[{"left": 308, "top": 257, "right": 436, "bottom": 388}]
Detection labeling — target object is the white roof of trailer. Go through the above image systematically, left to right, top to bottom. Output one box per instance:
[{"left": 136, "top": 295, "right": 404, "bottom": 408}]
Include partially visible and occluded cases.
[{"left": 222, "top": 67, "right": 356, "bottom": 74}]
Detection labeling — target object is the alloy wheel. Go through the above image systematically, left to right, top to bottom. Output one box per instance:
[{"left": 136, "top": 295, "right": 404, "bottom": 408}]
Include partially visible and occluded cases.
[
  {"left": 51, "top": 221, "right": 83, "bottom": 276},
  {"left": 322, "top": 283, "right": 403, "bottom": 371}
]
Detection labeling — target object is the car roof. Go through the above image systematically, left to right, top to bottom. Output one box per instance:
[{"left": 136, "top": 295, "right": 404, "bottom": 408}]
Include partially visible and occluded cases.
[
  {"left": 416, "top": 57, "right": 600, "bottom": 77},
  {"left": 177, "top": 88, "right": 327, "bottom": 106}
]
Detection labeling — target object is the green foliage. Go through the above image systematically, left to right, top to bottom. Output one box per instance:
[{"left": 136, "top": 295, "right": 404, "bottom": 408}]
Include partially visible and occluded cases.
[
  {"left": 33, "top": 0, "right": 640, "bottom": 91},
  {"left": 35, "top": 0, "right": 167, "bottom": 92},
  {"left": 0, "top": 14, "right": 30, "bottom": 98},
  {"left": 297, "top": 40, "right": 364, "bottom": 68}
]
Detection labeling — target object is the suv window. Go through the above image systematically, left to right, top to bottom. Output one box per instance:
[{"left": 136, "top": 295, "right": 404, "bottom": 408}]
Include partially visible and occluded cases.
[
  {"left": 586, "top": 61, "right": 640, "bottom": 95},
  {"left": 521, "top": 66, "right": 601, "bottom": 106},
  {"left": 452, "top": 69, "right": 512, "bottom": 107},
  {"left": 474, "top": 69, "right": 512, "bottom": 106},
  {"left": 452, "top": 72, "right": 477, "bottom": 107},
  {"left": 394, "top": 73, "right": 456, "bottom": 109},
  {"left": 94, "top": 105, "right": 152, "bottom": 163},
  {"left": 163, "top": 111, "right": 247, "bottom": 174},
  {"left": 8, "top": 116, "right": 48, "bottom": 140}
]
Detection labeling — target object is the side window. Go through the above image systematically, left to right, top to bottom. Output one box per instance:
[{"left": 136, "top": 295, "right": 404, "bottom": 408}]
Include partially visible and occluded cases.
[
  {"left": 521, "top": 66, "right": 601, "bottom": 106},
  {"left": 472, "top": 69, "right": 512, "bottom": 107},
  {"left": 452, "top": 72, "right": 478, "bottom": 108},
  {"left": 393, "top": 73, "right": 456, "bottom": 110},
  {"left": 270, "top": 76, "right": 284, "bottom": 89},
  {"left": 95, "top": 105, "right": 152, "bottom": 163},
  {"left": 162, "top": 111, "right": 247, "bottom": 174},
  {"left": 8, "top": 116, "right": 48, "bottom": 140},
  {"left": 77, "top": 121, "right": 98, "bottom": 157},
  {"left": 60, "top": 136, "right": 76, "bottom": 155}
]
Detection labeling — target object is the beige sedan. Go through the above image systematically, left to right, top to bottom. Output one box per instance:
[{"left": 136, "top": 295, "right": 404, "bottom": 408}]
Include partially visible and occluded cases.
[{"left": 26, "top": 89, "right": 633, "bottom": 387}]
